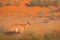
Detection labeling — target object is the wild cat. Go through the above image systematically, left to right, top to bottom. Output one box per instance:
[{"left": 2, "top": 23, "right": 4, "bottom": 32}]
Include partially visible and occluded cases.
[{"left": 7, "top": 22, "right": 31, "bottom": 34}]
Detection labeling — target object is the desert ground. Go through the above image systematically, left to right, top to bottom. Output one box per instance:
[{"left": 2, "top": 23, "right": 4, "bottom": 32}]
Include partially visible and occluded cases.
[{"left": 0, "top": 0, "right": 60, "bottom": 40}]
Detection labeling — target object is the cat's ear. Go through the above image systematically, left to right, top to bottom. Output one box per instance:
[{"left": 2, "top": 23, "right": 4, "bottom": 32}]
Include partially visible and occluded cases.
[{"left": 27, "top": 22, "right": 31, "bottom": 27}]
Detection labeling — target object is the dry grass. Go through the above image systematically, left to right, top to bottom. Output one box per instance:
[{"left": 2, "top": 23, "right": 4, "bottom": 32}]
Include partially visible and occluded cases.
[
  {"left": 0, "top": 30, "right": 60, "bottom": 40},
  {"left": 43, "top": 30, "right": 60, "bottom": 40},
  {"left": 0, "top": 31, "right": 41, "bottom": 40}
]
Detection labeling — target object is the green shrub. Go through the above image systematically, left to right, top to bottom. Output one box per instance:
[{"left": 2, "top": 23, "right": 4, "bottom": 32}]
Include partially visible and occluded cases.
[{"left": 26, "top": 0, "right": 58, "bottom": 7}]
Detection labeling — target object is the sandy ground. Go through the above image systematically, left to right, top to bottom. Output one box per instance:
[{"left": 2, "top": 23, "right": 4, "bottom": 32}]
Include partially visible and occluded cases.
[
  {"left": 0, "top": 0, "right": 60, "bottom": 37},
  {"left": 0, "top": 16, "right": 60, "bottom": 35}
]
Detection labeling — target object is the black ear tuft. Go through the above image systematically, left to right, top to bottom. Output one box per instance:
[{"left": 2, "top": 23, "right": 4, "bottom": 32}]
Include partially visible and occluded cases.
[{"left": 27, "top": 22, "right": 31, "bottom": 26}]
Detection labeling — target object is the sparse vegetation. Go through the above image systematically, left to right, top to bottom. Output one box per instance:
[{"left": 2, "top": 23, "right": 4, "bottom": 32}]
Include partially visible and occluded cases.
[
  {"left": 0, "top": 0, "right": 60, "bottom": 40},
  {"left": 0, "top": 0, "right": 59, "bottom": 7},
  {"left": 6, "top": 0, "right": 13, "bottom": 6},
  {"left": 14, "top": 0, "right": 21, "bottom": 6},
  {"left": 26, "top": 0, "right": 59, "bottom": 7},
  {"left": 50, "top": 0, "right": 58, "bottom": 7},
  {"left": 0, "top": 3, "right": 3, "bottom": 7},
  {"left": 37, "top": 10, "right": 45, "bottom": 18},
  {"left": 0, "top": 30, "right": 60, "bottom": 40},
  {"left": 43, "top": 30, "right": 60, "bottom": 40},
  {"left": 0, "top": 31, "right": 41, "bottom": 40},
  {"left": 19, "top": 32, "right": 41, "bottom": 40}
]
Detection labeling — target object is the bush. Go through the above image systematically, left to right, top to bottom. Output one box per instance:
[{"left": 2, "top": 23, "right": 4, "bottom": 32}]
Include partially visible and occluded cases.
[
  {"left": 26, "top": 0, "right": 58, "bottom": 7},
  {"left": 0, "top": 3, "right": 3, "bottom": 7}
]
